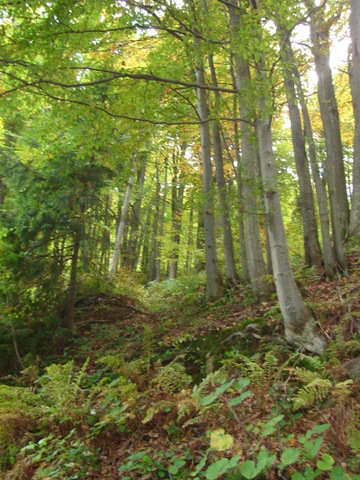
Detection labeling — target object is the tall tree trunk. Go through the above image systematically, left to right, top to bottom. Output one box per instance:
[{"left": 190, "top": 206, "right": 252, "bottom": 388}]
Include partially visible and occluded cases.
[
  {"left": 227, "top": 0, "right": 269, "bottom": 298},
  {"left": 251, "top": 0, "right": 325, "bottom": 353},
  {"left": 307, "top": 0, "right": 349, "bottom": 242},
  {"left": 349, "top": 0, "right": 360, "bottom": 237},
  {"left": 278, "top": 28, "right": 322, "bottom": 267},
  {"left": 194, "top": 41, "right": 224, "bottom": 301},
  {"left": 289, "top": 51, "right": 336, "bottom": 279},
  {"left": 208, "top": 53, "right": 239, "bottom": 287},
  {"left": 229, "top": 55, "right": 250, "bottom": 282},
  {"left": 169, "top": 148, "right": 185, "bottom": 280},
  {"left": 109, "top": 156, "right": 137, "bottom": 280},
  {"left": 156, "top": 159, "right": 168, "bottom": 282},
  {"left": 128, "top": 162, "right": 146, "bottom": 271},
  {"left": 149, "top": 163, "right": 161, "bottom": 282},
  {"left": 185, "top": 192, "right": 194, "bottom": 276},
  {"left": 195, "top": 201, "right": 206, "bottom": 273},
  {"left": 64, "top": 230, "right": 81, "bottom": 333}
]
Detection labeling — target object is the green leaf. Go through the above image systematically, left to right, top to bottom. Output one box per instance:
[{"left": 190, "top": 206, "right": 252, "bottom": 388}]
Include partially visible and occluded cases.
[
  {"left": 234, "top": 378, "right": 251, "bottom": 391},
  {"left": 200, "top": 379, "right": 234, "bottom": 406},
  {"left": 229, "top": 390, "right": 251, "bottom": 406},
  {"left": 311, "top": 423, "right": 330, "bottom": 435},
  {"left": 303, "top": 437, "right": 323, "bottom": 458},
  {"left": 280, "top": 448, "right": 300, "bottom": 466},
  {"left": 191, "top": 449, "right": 210, "bottom": 477},
  {"left": 257, "top": 450, "right": 276, "bottom": 469},
  {"left": 316, "top": 454, "right": 334, "bottom": 471},
  {"left": 204, "top": 456, "right": 239, "bottom": 480},
  {"left": 168, "top": 458, "right": 186, "bottom": 474},
  {"left": 240, "top": 460, "right": 258, "bottom": 479},
  {"left": 329, "top": 466, "right": 350, "bottom": 480},
  {"left": 291, "top": 473, "right": 306, "bottom": 480}
]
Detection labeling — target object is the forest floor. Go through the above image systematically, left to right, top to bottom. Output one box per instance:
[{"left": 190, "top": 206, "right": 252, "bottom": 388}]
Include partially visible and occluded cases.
[{"left": 2, "top": 249, "right": 360, "bottom": 480}]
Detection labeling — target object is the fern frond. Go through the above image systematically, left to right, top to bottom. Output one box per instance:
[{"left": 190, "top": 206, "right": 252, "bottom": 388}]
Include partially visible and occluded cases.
[
  {"left": 151, "top": 362, "right": 192, "bottom": 393},
  {"left": 294, "top": 367, "right": 323, "bottom": 384},
  {"left": 192, "top": 369, "right": 227, "bottom": 400},
  {"left": 293, "top": 378, "right": 332, "bottom": 410},
  {"left": 333, "top": 379, "right": 353, "bottom": 397},
  {"left": 142, "top": 400, "right": 175, "bottom": 424}
]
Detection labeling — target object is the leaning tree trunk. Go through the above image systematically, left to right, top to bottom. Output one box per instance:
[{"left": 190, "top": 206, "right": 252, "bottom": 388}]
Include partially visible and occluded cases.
[
  {"left": 251, "top": 0, "right": 325, "bottom": 353},
  {"left": 307, "top": 0, "right": 349, "bottom": 242},
  {"left": 349, "top": 0, "right": 360, "bottom": 237},
  {"left": 278, "top": 28, "right": 322, "bottom": 267},
  {"left": 194, "top": 40, "right": 224, "bottom": 301},
  {"left": 208, "top": 53, "right": 239, "bottom": 287},
  {"left": 109, "top": 156, "right": 137, "bottom": 281},
  {"left": 128, "top": 161, "right": 146, "bottom": 271}
]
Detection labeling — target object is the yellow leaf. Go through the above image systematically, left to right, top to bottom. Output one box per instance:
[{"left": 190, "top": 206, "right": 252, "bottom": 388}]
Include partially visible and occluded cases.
[{"left": 210, "top": 429, "right": 234, "bottom": 451}]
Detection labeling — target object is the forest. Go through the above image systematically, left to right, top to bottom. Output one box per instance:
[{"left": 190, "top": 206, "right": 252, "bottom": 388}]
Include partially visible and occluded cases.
[{"left": 0, "top": 0, "right": 360, "bottom": 478}]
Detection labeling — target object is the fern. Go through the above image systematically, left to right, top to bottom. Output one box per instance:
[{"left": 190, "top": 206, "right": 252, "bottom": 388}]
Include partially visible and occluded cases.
[
  {"left": 151, "top": 360, "right": 192, "bottom": 393},
  {"left": 294, "top": 367, "right": 322, "bottom": 384},
  {"left": 191, "top": 369, "right": 227, "bottom": 400},
  {"left": 293, "top": 378, "right": 333, "bottom": 409},
  {"left": 293, "top": 378, "right": 353, "bottom": 410},
  {"left": 142, "top": 400, "right": 176, "bottom": 424}
]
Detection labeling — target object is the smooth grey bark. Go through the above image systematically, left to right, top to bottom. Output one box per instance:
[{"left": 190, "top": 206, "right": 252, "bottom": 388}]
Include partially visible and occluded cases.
[
  {"left": 228, "top": 0, "right": 269, "bottom": 298},
  {"left": 251, "top": 0, "right": 325, "bottom": 353},
  {"left": 307, "top": 0, "right": 349, "bottom": 241},
  {"left": 349, "top": 0, "right": 360, "bottom": 237},
  {"left": 278, "top": 28, "right": 322, "bottom": 267},
  {"left": 194, "top": 40, "right": 224, "bottom": 301},
  {"left": 208, "top": 53, "right": 239, "bottom": 287},
  {"left": 228, "top": 55, "right": 250, "bottom": 282},
  {"left": 291, "top": 55, "right": 336, "bottom": 279},
  {"left": 169, "top": 147, "right": 185, "bottom": 280},
  {"left": 109, "top": 156, "right": 137, "bottom": 280},
  {"left": 156, "top": 159, "right": 168, "bottom": 282},
  {"left": 128, "top": 162, "right": 146, "bottom": 271},
  {"left": 149, "top": 163, "right": 161, "bottom": 282},
  {"left": 185, "top": 193, "right": 194, "bottom": 276},
  {"left": 195, "top": 200, "right": 205, "bottom": 273},
  {"left": 64, "top": 230, "right": 81, "bottom": 333}
]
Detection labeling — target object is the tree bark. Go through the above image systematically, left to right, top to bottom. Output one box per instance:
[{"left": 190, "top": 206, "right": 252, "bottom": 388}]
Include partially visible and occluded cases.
[
  {"left": 228, "top": 0, "right": 269, "bottom": 298},
  {"left": 251, "top": 0, "right": 325, "bottom": 352},
  {"left": 307, "top": 0, "right": 349, "bottom": 242},
  {"left": 349, "top": 0, "right": 360, "bottom": 237},
  {"left": 278, "top": 28, "right": 322, "bottom": 267},
  {"left": 194, "top": 39, "right": 224, "bottom": 301},
  {"left": 208, "top": 53, "right": 239, "bottom": 287},
  {"left": 291, "top": 56, "right": 336, "bottom": 279},
  {"left": 169, "top": 147, "right": 185, "bottom": 280},
  {"left": 109, "top": 156, "right": 137, "bottom": 280},
  {"left": 156, "top": 159, "right": 168, "bottom": 282}
]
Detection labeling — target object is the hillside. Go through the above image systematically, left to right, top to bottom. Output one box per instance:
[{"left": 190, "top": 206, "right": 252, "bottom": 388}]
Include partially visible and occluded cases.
[{"left": 1, "top": 247, "right": 360, "bottom": 480}]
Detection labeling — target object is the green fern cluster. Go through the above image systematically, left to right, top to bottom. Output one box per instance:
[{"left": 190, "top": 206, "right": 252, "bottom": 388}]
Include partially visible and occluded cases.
[
  {"left": 222, "top": 352, "right": 277, "bottom": 384},
  {"left": 151, "top": 360, "right": 192, "bottom": 393},
  {"left": 293, "top": 373, "right": 353, "bottom": 410}
]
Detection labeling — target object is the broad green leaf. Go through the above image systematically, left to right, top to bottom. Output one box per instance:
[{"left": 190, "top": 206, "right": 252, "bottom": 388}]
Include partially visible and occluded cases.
[
  {"left": 234, "top": 378, "right": 250, "bottom": 391},
  {"left": 200, "top": 379, "right": 234, "bottom": 406},
  {"left": 229, "top": 390, "right": 251, "bottom": 406},
  {"left": 311, "top": 423, "right": 330, "bottom": 435},
  {"left": 210, "top": 429, "right": 234, "bottom": 451},
  {"left": 303, "top": 437, "right": 323, "bottom": 458},
  {"left": 191, "top": 448, "right": 210, "bottom": 477},
  {"left": 280, "top": 448, "right": 300, "bottom": 466},
  {"left": 316, "top": 453, "right": 334, "bottom": 471},
  {"left": 204, "top": 455, "right": 239, "bottom": 480},
  {"left": 168, "top": 458, "right": 186, "bottom": 474},
  {"left": 240, "top": 460, "right": 258, "bottom": 479},
  {"left": 329, "top": 466, "right": 350, "bottom": 480},
  {"left": 291, "top": 473, "right": 306, "bottom": 480}
]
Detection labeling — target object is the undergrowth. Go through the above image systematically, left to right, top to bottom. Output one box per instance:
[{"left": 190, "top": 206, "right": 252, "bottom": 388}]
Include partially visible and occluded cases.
[{"left": 2, "top": 258, "right": 360, "bottom": 479}]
